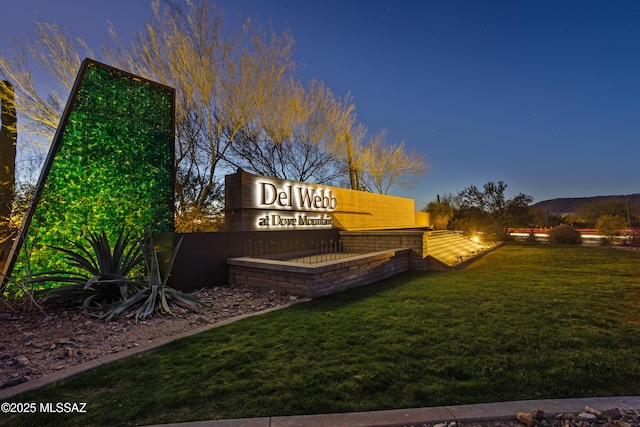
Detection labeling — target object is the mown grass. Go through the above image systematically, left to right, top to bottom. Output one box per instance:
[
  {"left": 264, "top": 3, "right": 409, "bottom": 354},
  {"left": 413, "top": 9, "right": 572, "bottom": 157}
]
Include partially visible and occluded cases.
[{"left": 3, "top": 244, "right": 640, "bottom": 426}]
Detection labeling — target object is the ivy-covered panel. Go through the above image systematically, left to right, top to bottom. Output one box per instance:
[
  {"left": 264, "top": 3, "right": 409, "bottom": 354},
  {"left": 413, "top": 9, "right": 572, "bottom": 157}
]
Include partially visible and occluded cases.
[{"left": 12, "top": 60, "right": 174, "bottom": 286}]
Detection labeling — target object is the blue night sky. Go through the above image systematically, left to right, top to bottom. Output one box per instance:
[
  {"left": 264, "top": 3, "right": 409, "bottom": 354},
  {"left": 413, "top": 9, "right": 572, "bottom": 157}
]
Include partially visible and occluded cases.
[{"left": 3, "top": 0, "right": 640, "bottom": 208}]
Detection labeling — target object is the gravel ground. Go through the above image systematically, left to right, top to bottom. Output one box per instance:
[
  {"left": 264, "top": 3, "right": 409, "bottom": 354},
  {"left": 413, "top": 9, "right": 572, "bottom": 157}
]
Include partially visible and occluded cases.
[
  {"left": 1, "top": 285, "right": 294, "bottom": 389},
  {"left": 416, "top": 407, "right": 639, "bottom": 426}
]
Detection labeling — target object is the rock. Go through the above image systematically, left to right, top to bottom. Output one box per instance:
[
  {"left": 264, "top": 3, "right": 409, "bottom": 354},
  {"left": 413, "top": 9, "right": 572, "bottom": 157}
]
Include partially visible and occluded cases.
[
  {"left": 0, "top": 312, "right": 12, "bottom": 320},
  {"left": 21, "top": 332, "right": 36, "bottom": 342},
  {"left": 15, "top": 355, "right": 30, "bottom": 366},
  {"left": 2, "top": 375, "right": 27, "bottom": 388},
  {"left": 585, "top": 405, "right": 602, "bottom": 417},
  {"left": 606, "top": 407, "right": 623, "bottom": 420},
  {"left": 532, "top": 408, "right": 545, "bottom": 420},
  {"left": 578, "top": 411, "right": 598, "bottom": 421},
  {"left": 625, "top": 411, "right": 640, "bottom": 425},
  {"left": 516, "top": 412, "right": 533, "bottom": 427},
  {"left": 613, "top": 421, "right": 631, "bottom": 427}
]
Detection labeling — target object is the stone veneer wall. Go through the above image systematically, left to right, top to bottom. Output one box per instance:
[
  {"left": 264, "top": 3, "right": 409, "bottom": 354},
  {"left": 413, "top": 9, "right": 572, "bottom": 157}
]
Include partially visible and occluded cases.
[
  {"left": 339, "top": 230, "right": 430, "bottom": 270},
  {"left": 228, "top": 249, "right": 410, "bottom": 298}
]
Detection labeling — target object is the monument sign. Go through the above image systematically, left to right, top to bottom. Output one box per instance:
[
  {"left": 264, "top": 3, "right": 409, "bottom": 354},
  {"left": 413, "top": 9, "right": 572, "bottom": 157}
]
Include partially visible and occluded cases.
[{"left": 225, "top": 170, "right": 428, "bottom": 231}]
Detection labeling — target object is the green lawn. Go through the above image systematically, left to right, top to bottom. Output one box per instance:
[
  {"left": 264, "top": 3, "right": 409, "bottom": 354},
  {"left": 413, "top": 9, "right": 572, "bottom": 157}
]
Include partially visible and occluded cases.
[{"left": 4, "top": 244, "right": 640, "bottom": 426}]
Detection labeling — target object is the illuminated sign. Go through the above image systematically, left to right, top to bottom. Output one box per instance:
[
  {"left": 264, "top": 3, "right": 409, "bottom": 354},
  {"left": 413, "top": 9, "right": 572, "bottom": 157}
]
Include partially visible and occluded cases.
[
  {"left": 225, "top": 170, "right": 423, "bottom": 232},
  {"left": 254, "top": 180, "right": 336, "bottom": 229},
  {"left": 257, "top": 181, "right": 337, "bottom": 210},
  {"left": 256, "top": 211, "right": 333, "bottom": 228}
]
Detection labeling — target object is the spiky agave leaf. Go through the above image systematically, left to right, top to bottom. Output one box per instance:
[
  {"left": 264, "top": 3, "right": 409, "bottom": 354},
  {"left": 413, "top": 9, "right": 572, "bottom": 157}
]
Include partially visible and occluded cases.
[
  {"left": 36, "top": 228, "right": 144, "bottom": 310},
  {"left": 85, "top": 229, "right": 143, "bottom": 277},
  {"left": 114, "top": 229, "right": 143, "bottom": 276},
  {"left": 100, "top": 234, "right": 201, "bottom": 321},
  {"left": 48, "top": 244, "right": 100, "bottom": 276},
  {"left": 30, "top": 270, "right": 90, "bottom": 287},
  {"left": 99, "top": 290, "right": 149, "bottom": 321}
]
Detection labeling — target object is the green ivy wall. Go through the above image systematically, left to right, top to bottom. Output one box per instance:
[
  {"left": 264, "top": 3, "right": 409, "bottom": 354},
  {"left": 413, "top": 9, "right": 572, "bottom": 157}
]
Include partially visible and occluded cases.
[{"left": 13, "top": 60, "right": 174, "bottom": 287}]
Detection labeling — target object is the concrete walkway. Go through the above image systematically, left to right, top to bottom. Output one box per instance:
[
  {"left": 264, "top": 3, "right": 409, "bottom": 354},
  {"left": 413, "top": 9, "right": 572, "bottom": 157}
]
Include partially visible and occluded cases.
[
  {"left": 2, "top": 303, "right": 639, "bottom": 427},
  {"left": 147, "top": 396, "right": 640, "bottom": 427}
]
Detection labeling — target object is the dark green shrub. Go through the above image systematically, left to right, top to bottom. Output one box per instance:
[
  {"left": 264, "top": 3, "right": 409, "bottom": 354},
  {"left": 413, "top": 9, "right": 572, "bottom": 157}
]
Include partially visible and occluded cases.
[
  {"left": 596, "top": 214, "right": 627, "bottom": 245},
  {"left": 548, "top": 224, "right": 582, "bottom": 245}
]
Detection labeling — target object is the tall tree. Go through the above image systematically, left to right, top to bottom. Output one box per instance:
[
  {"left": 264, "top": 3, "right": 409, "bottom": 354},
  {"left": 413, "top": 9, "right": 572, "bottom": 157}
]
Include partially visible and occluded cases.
[
  {"left": 1, "top": 0, "right": 423, "bottom": 232},
  {"left": 106, "top": 0, "right": 300, "bottom": 227},
  {"left": 0, "top": 22, "right": 92, "bottom": 147},
  {"left": 0, "top": 22, "right": 94, "bottom": 246},
  {"left": 227, "top": 78, "right": 357, "bottom": 184},
  {"left": 0, "top": 80, "right": 17, "bottom": 266},
  {"left": 337, "top": 115, "right": 367, "bottom": 190},
  {"left": 359, "top": 130, "right": 427, "bottom": 194},
  {"left": 458, "top": 181, "right": 533, "bottom": 231},
  {"left": 424, "top": 198, "right": 454, "bottom": 230}
]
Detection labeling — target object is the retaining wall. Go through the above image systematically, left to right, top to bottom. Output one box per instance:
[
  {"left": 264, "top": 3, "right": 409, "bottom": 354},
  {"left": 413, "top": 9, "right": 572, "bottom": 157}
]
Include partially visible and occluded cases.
[
  {"left": 169, "top": 229, "right": 340, "bottom": 291},
  {"left": 340, "top": 230, "right": 430, "bottom": 270},
  {"left": 228, "top": 248, "right": 410, "bottom": 298}
]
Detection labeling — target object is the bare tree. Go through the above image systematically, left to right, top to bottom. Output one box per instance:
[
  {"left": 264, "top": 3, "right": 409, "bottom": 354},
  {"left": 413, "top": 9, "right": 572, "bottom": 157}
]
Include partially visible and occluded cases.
[
  {"left": 2, "top": 0, "right": 424, "bottom": 234},
  {"left": 105, "top": 0, "right": 299, "bottom": 228},
  {"left": 0, "top": 21, "right": 92, "bottom": 148},
  {"left": 0, "top": 23, "right": 94, "bottom": 257},
  {"left": 227, "top": 78, "right": 357, "bottom": 184},
  {"left": 0, "top": 81, "right": 17, "bottom": 268},
  {"left": 340, "top": 121, "right": 367, "bottom": 190},
  {"left": 360, "top": 130, "right": 427, "bottom": 194}
]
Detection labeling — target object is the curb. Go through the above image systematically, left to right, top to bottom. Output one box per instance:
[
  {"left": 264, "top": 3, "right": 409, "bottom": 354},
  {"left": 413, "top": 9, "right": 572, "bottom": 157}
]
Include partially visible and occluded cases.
[
  {"left": 0, "top": 299, "right": 310, "bottom": 401},
  {"left": 146, "top": 396, "right": 640, "bottom": 427}
]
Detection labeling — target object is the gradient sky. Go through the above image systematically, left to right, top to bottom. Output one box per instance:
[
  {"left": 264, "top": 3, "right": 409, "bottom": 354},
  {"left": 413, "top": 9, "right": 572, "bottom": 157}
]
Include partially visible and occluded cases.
[{"left": 3, "top": 0, "right": 639, "bottom": 208}]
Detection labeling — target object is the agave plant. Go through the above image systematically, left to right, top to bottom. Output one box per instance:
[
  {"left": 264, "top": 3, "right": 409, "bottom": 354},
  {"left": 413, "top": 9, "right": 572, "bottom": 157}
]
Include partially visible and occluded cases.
[
  {"left": 37, "top": 229, "right": 143, "bottom": 311},
  {"left": 100, "top": 233, "right": 203, "bottom": 321}
]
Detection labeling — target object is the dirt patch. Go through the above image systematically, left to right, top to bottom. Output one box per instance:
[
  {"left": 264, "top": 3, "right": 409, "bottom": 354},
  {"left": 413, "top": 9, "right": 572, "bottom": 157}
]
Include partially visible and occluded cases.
[{"left": 0, "top": 285, "right": 294, "bottom": 389}]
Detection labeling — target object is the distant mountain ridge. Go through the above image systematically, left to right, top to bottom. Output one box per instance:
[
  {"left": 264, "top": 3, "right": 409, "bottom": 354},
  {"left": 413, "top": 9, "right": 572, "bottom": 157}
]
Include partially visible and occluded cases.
[{"left": 533, "top": 194, "right": 640, "bottom": 216}]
